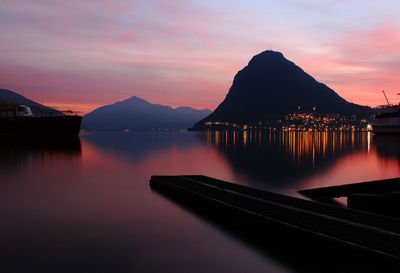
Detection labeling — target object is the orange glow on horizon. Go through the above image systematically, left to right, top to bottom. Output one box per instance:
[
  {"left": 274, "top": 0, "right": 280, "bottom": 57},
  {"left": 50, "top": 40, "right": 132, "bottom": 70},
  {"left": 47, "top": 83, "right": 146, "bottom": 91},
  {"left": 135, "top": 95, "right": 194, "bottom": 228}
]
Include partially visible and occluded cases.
[{"left": 40, "top": 101, "right": 105, "bottom": 116}]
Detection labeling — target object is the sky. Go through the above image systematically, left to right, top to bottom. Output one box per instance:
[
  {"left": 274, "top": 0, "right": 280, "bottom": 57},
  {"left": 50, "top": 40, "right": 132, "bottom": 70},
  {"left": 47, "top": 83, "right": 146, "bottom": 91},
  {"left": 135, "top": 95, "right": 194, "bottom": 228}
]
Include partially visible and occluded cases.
[{"left": 0, "top": 0, "right": 399, "bottom": 114}]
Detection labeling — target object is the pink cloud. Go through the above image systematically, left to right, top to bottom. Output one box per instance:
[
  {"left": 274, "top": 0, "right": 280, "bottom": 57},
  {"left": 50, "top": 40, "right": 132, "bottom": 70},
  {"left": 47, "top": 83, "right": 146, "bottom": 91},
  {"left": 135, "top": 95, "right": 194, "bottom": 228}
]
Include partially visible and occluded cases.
[
  {"left": 1, "top": 0, "right": 399, "bottom": 114},
  {"left": 1, "top": 0, "right": 277, "bottom": 113},
  {"left": 289, "top": 22, "right": 400, "bottom": 107},
  {"left": 329, "top": 23, "right": 400, "bottom": 106}
]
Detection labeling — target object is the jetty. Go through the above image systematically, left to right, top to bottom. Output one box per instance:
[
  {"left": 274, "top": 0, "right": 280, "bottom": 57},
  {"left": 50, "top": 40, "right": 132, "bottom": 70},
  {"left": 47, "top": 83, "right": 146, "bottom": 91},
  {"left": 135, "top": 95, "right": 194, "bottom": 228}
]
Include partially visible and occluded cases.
[
  {"left": 150, "top": 175, "right": 400, "bottom": 262},
  {"left": 299, "top": 177, "right": 400, "bottom": 217},
  {"left": 299, "top": 177, "right": 400, "bottom": 200}
]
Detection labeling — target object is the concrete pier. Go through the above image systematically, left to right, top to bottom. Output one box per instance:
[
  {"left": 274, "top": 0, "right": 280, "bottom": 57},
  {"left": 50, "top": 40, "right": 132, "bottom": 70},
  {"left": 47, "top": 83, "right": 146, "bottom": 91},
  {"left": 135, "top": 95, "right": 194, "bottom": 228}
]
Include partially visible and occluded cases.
[{"left": 150, "top": 175, "right": 400, "bottom": 261}]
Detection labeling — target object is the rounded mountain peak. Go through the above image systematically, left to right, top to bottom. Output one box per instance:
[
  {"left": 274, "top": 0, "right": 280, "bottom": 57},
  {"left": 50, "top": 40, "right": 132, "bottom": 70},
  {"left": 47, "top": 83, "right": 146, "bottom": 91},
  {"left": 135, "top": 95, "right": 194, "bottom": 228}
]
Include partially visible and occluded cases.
[{"left": 248, "top": 50, "right": 285, "bottom": 65}]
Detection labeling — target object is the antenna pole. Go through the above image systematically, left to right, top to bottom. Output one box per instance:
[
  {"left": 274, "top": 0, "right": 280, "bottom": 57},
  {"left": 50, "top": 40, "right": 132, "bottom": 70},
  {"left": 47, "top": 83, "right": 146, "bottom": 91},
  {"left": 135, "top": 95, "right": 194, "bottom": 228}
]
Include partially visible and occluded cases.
[{"left": 383, "top": 90, "right": 390, "bottom": 106}]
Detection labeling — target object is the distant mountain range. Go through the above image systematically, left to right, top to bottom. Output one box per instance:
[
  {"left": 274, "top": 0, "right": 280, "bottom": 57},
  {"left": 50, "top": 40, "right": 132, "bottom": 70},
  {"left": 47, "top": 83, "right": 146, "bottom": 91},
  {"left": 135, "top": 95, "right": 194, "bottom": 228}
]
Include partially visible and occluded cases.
[
  {"left": 2, "top": 50, "right": 373, "bottom": 132},
  {"left": 193, "top": 50, "right": 371, "bottom": 130},
  {"left": 0, "top": 89, "right": 60, "bottom": 116},
  {"left": 83, "top": 96, "right": 212, "bottom": 130}
]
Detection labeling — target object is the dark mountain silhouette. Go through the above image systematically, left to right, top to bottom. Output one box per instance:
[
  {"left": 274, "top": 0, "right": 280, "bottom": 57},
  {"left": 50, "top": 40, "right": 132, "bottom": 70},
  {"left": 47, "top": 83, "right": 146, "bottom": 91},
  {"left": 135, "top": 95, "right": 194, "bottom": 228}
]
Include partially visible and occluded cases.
[
  {"left": 193, "top": 50, "right": 371, "bottom": 130},
  {"left": 0, "top": 89, "right": 60, "bottom": 116},
  {"left": 83, "top": 96, "right": 212, "bottom": 130}
]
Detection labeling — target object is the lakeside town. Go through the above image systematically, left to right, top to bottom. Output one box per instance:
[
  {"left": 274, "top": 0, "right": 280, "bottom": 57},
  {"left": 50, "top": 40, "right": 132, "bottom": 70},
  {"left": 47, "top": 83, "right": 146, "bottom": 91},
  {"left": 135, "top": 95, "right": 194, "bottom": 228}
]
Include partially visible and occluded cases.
[{"left": 203, "top": 111, "right": 371, "bottom": 132}]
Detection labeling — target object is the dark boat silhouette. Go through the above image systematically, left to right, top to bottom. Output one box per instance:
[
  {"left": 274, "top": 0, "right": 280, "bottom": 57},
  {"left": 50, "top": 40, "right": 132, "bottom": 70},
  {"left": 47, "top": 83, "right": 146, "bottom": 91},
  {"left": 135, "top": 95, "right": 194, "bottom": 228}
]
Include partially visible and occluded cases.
[
  {"left": 372, "top": 91, "right": 400, "bottom": 135},
  {"left": 0, "top": 104, "right": 81, "bottom": 135}
]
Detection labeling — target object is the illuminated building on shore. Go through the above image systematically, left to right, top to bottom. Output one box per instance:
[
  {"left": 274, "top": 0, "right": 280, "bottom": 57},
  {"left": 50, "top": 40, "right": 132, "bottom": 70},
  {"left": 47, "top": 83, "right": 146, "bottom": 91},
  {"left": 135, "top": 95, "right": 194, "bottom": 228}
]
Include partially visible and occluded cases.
[{"left": 202, "top": 112, "right": 370, "bottom": 132}]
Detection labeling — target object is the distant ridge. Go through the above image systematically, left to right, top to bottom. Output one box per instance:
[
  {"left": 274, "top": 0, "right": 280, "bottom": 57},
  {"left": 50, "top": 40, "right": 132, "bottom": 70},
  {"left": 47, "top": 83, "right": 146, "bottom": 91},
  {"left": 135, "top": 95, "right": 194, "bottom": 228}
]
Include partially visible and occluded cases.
[
  {"left": 193, "top": 50, "right": 371, "bottom": 130},
  {"left": 0, "top": 89, "right": 60, "bottom": 116},
  {"left": 83, "top": 96, "right": 212, "bottom": 131}
]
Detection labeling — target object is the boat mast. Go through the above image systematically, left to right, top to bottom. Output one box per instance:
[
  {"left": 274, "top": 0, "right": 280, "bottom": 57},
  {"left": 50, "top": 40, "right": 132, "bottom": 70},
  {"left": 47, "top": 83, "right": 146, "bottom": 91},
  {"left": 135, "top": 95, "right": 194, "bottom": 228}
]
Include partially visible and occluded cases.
[{"left": 382, "top": 90, "right": 390, "bottom": 106}]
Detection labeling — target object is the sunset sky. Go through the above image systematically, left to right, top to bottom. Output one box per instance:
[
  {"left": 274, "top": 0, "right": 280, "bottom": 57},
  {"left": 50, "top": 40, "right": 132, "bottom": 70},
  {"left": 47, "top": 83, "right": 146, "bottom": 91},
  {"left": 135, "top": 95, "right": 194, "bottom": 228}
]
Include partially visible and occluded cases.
[{"left": 1, "top": 0, "right": 399, "bottom": 114}]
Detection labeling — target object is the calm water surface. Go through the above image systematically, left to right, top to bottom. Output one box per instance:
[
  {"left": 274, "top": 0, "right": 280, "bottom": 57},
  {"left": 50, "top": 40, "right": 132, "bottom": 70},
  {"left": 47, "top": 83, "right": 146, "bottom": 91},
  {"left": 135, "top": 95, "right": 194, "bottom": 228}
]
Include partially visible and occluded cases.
[{"left": 0, "top": 131, "right": 399, "bottom": 272}]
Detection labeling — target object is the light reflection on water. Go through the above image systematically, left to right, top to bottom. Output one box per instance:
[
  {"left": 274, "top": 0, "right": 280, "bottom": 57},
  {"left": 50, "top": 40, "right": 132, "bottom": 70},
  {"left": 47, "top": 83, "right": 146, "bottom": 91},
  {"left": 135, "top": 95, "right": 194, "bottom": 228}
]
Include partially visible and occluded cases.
[
  {"left": 0, "top": 131, "right": 399, "bottom": 272},
  {"left": 202, "top": 131, "right": 400, "bottom": 196}
]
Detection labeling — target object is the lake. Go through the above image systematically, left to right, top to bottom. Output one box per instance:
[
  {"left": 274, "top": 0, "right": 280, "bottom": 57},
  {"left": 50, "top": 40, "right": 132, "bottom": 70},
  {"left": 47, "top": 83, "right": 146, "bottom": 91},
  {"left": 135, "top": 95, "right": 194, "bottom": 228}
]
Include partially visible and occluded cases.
[{"left": 0, "top": 131, "right": 399, "bottom": 272}]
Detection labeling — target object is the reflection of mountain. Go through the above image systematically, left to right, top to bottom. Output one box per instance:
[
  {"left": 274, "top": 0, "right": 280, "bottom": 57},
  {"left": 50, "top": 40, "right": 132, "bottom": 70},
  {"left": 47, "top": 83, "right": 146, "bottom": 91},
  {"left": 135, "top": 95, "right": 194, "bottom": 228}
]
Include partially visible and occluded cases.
[
  {"left": 82, "top": 131, "right": 205, "bottom": 163},
  {"left": 203, "top": 131, "right": 369, "bottom": 188},
  {"left": 373, "top": 135, "right": 400, "bottom": 161},
  {"left": 0, "top": 136, "right": 82, "bottom": 169}
]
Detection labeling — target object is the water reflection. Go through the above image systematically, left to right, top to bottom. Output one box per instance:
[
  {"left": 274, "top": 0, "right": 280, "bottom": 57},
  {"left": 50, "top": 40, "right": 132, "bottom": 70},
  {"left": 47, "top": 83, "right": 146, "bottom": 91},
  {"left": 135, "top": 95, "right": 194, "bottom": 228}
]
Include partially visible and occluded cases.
[
  {"left": 1, "top": 131, "right": 399, "bottom": 273},
  {"left": 81, "top": 131, "right": 236, "bottom": 182},
  {"left": 82, "top": 131, "right": 206, "bottom": 163},
  {"left": 83, "top": 131, "right": 400, "bottom": 193},
  {"left": 203, "top": 131, "right": 372, "bottom": 189},
  {"left": 0, "top": 135, "right": 81, "bottom": 170},
  {"left": 374, "top": 135, "right": 400, "bottom": 161}
]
